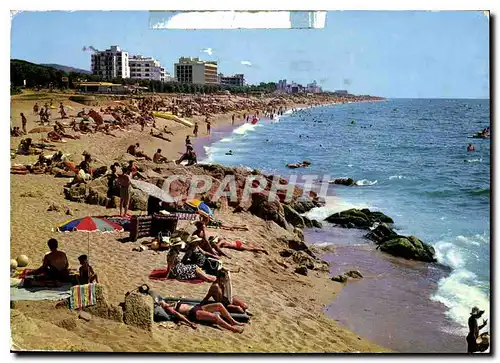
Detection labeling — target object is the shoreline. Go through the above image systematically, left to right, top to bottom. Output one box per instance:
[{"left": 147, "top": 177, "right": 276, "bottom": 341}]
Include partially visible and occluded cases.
[{"left": 10, "top": 93, "right": 388, "bottom": 352}]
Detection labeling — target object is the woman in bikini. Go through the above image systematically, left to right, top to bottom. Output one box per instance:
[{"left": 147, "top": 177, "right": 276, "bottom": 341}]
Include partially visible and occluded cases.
[
  {"left": 209, "top": 236, "right": 268, "bottom": 255},
  {"left": 166, "top": 249, "right": 216, "bottom": 283},
  {"left": 200, "top": 268, "right": 250, "bottom": 315},
  {"left": 159, "top": 299, "right": 244, "bottom": 333}
]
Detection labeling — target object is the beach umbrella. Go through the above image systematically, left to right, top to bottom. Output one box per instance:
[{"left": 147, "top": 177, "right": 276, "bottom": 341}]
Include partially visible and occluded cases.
[
  {"left": 29, "top": 126, "right": 53, "bottom": 134},
  {"left": 131, "top": 179, "right": 174, "bottom": 203},
  {"left": 186, "top": 199, "right": 214, "bottom": 220},
  {"left": 56, "top": 216, "right": 124, "bottom": 260}
]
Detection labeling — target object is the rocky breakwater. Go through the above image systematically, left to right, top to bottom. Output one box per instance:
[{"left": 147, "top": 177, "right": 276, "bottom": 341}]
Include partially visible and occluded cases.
[{"left": 325, "top": 208, "right": 436, "bottom": 263}]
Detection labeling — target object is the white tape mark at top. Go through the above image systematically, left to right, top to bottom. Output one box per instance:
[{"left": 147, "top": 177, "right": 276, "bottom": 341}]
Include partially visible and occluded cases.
[{"left": 149, "top": 11, "right": 327, "bottom": 29}]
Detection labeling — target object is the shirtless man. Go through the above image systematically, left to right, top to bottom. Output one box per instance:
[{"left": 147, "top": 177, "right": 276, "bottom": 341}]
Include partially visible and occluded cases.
[
  {"left": 20, "top": 113, "right": 27, "bottom": 134},
  {"left": 153, "top": 149, "right": 168, "bottom": 164},
  {"left": 118, "top": 168, "right": 132, "bottom": 216},
  {"left": 29, "top": 238, "right": 69, "bottom": 281},
  {"left": 467, "top": 306, "right": 488, "bottom": 353}
]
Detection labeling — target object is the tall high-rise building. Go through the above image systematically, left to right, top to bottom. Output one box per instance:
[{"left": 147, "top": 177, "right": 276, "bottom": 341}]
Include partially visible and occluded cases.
[
  {"left": 91, "top": 46, "right": 130, "bottom": 80},
  {"left": 174, "top": 57, "right": 218, "bottom": 85}
]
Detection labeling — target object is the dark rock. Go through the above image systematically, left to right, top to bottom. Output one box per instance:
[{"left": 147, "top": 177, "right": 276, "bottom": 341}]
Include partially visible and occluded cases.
[
  {"left": 331, "top": 178, "right": 355, "bottom": 186},
  {"left": 129, "top": 188, "right": 148, "bottom": 211},
  {"left": 290, "top": 197, "right": 316, "bottom": 214},
  {"left": 283, "top": 205, "right": 305, "bottom": 228},
  {"left": 325, "top": 208, "right": 394, "bottom": 229},
  {"left": 369, "top": 211, "right": 394, "bottom": 224},
  {"left": 302, "top": 216, "right": 314, "bottom": 228},
  {"left": 311, "top": 219, "right": 323, "bottom": 228},
  {"left": 365, "top": 223, "right": 399, "bottom": 244},
  {"left": 378, "top": 235, "right": 436, "bottom": 262},
  {"left": 284, "top": 238, "right": 315, "bottom": 257},
  {"left": 279, "top": 249, "right": 294, "bottom": 258},
  {"left": 292, "top": 251, "right": 315, "bottom": 270},
  {"left": 295, "top": 266, "right": 308, "bottom": 276},
  {"left": 344, "top": 270, "right": 363, "bottom": 279},
  {"left": 331, "top": 275, "right": 348, "bottom": 283}
]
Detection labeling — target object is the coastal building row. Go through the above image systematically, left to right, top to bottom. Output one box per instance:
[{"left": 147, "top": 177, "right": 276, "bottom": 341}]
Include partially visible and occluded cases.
[
  {"left": 91, "top": 45, "right": 245, "bottom": 87},
  {"left": 277, "top": 79, "right": 323, "bottom": 94}
]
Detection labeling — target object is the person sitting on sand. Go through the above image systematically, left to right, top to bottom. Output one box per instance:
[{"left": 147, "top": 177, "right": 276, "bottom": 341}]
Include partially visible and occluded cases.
[
  {"left": 47, "top": 126, "right": 63, "bottom": 142},
  {"left": 162, "top": 126, "right": 174, "bottom": 135},
  {"left": 127, "top": 143, "right": 139, "bottom": 156},
  {"left": 467, "top": 143, "right": 475, "bottom": 152},
  {"left": 177, "top": 145, "right": 197, "bottom": 166},
  {"left": 153, "top": 149, "right": 168, "bottom": 164},
  {"left": 78, "top": 153, "right": 93, "bottom": 179},
  {"left": 117, "top": 168, "right": 132, "bottom": 216},
  {"left": 192, "top": 219, "right": 227, "bottom": 258},
  {"left": 182, "top": 236, "right": 222, "bottom": 275},
  {"left": 208, "top": 236, "right": 268, "bottom": 255},
  {"left": 28, "top": 238, "right": 70, "bottom": 281},
  {"left": 166, "top": 248, "right": 216, "bottom": 283},
  {"left": 78, "top": 254, "right": 98, "bottom": 284},
  {"left": 200, "top": 268, "right": 250, "bottom": 315}
]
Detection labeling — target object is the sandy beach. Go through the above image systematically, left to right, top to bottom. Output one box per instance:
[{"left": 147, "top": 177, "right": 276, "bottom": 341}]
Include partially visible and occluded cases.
[{"left": 10, "top": 91, "right": 389, "bottom": 352}]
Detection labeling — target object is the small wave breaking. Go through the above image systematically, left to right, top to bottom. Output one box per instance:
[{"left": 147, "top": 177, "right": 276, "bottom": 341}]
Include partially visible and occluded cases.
[{"left": 355, "top": 179, "right": 378, "bottom": 186}]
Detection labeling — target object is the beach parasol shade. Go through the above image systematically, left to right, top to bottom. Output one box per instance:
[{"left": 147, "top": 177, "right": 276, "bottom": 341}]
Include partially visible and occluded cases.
[
  {"left": 29, "top": 126, "right": 53, "bottom": 134},
  {"left": 131, "top": 179, "right": 174, "bottom": 203},
  {"left": 186, "top": 199, "right": 214, "bottom": 219},
  {"left": 57, "top": 216, "right": 124, "bottom": 233}
]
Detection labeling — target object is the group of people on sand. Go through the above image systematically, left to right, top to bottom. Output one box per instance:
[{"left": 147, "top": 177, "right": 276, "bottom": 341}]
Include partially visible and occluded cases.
[{"left": 26, "top": 238, "right": 98, "bottom": 286}]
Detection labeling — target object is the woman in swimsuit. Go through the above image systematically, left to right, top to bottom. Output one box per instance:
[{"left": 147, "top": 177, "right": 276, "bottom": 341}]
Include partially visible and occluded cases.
[
  {"left": 193, "top": 220, "right": 229, "bottom": 258},
  {"left": 209, "top": 236, "right": 268, "bottom": 255},
  {"left": 166, "top": 249, "right": 216, "bottom": 282},
  {"left": 160, "top": 300, "right": 244, "bottom": 333}
]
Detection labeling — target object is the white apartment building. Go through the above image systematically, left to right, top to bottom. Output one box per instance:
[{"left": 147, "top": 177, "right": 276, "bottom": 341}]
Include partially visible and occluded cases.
[
  {"left": 91, "top": 46, "right": 130, "bottom": 80},
  {"left": 129, "top": 55, "right": 170, "bottom": 82},
  {"left": 174, "top": 57, "right": 218, "bottom": 85}
]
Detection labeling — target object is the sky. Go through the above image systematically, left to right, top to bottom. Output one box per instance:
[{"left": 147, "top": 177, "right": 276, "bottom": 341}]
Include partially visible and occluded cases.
[{"left": 10, "top": 11, "right": 489, "bottom": 98}]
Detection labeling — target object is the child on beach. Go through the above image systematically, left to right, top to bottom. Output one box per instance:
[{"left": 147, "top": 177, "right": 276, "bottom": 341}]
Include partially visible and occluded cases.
[{"left": 78, "top": 254, "right": 98, "bottom": 285}]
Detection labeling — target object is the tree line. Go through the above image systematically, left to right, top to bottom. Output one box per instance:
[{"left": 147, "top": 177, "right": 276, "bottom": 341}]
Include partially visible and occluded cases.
[{"left": 11, "top": 59, "right": 278, "bottom": 95}]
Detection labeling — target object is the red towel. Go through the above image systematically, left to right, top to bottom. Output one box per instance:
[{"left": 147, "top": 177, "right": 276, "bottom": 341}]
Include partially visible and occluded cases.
[{"left": 148, "top": 269, "right": 204, "bottom": 284}]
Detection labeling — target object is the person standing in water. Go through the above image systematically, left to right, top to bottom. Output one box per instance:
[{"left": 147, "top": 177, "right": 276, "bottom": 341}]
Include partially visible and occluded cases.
[
  {"left": 231, "top": 114, "right": 235, "bottom": 125},
  {"left": 206, "top": 120, "right": 211, "bottom": 135},
  {"left": 193, "top": 122, "right": 199, "bottom": 137},
  {"left": 467, "top": 144, "right": 475, "bottom": 152}
]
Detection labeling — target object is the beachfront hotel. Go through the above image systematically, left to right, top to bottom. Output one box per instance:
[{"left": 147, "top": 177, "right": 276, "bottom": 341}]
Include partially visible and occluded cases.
[
  {"left": 91, "top": 46, "right": 130, "bottom": 80},
  {"left": 129, "top": 55, "right": 171, "bottom": 82},
  {"left": 174, "top": 57, "right": 218, "bottom": 85},
  {"left": 218, "top": 73, "right": 245, "bottom": 87}
]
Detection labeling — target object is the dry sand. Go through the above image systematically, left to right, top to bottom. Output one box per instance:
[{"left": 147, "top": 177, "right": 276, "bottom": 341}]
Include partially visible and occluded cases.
[{"left": 10, "top": 92, "right": 389, "bottom": 353}]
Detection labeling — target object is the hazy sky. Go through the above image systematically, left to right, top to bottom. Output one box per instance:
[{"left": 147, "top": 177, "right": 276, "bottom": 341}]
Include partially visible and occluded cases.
[{"left": 11, "top": 11, "right": 489, "bottom": 98}]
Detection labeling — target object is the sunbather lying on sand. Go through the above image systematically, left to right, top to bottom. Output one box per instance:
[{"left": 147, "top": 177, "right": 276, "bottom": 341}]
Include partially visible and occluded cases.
[
  {"left": 150, "top": 129, "right": 171, "bottom": 142},
  {"left": 127, "top": 143, "right": 152, "bottom": 161},
  {"left": 209, "top": 236, "right": 268, "bottom": 255},
  {"left": 28, "top": 238, "right": 70, "bottom": 282},
  {"left": 166, "top": 249, "right": 216, "bottom": 282},
  {"left": 201, "top": 268, "right": 251, "bottom": 315}
]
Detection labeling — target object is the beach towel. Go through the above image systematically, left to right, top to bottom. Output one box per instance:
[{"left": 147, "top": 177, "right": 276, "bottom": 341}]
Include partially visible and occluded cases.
[
  {"left": 14, "top": 268, "right": 79, "bottom": 286},
  {"left": 148, "top": 269, "right": 204, "bottom": 284},
  {"left": 10, "top": 278, "right": 72, "bottom": 301},
  {"left": 69, "top": 283, "right": 97, "bottom": 309}
]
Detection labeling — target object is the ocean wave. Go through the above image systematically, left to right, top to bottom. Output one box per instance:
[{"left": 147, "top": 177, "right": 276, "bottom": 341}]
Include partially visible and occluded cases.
[
  {"left": 233, "top": 123, "right": 260, "bottom": 135},
  {"left": 219, "top": 137, "right": 233, "bottom": 143},
  {"left": 464, "top": 158, "right": 482, "bottom": 163},
  {"left": 389, "top": 175, "right": 405, "bottom": 180},
  {"left": 355, "top": 179, "right": 378, "bottom": 186},
  {"left": 468, "top": 188, "right": 490, "bottom": 196},
  {"left": 303, "top": 196, "right": 372, "bottom": 221},
  {"left": 456, "top": 234, "right": 489, "bottom": 246},
  {"left": 430, "top": 269, "right": 490, "bottom": 334}
]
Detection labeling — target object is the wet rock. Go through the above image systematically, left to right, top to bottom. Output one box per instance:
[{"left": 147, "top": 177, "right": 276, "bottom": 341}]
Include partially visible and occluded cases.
[
  {"left": 330, "top": 178, "right": 355, "bottom": 186},
  {"left": 290, "top": 197, "right": 316, "bottom": 214},
  {"left": 283, "top": 205, "right": 305, "bottom": 228},
  {"left": 325, "top": 208, "right": 394, "bottom": 229},
  {"left": 311, "top": 219, "right": 323, "bottom": 228},
  {"left": 365, "top": 223, "right": 398, "bottom": 244},
  {"left": 378, "top": 236, "right": 436, "bottom": 262},
  {"left": 295, "top": 265, "right": 308, "bottom": 276},
  {"left": 344, "top": 270, "right": 363, "bottom": 279},
  {"left": 331, "top": 275, "right": 348, "bottom": 283}
]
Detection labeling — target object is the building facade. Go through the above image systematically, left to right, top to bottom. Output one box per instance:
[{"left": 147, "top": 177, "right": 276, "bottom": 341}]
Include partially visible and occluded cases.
[
  {"left": 91, "top": 46, "right": 130, "bottom": 80},
  {"left": 129, "top": 55, "right": 170, "bottom": 82},
  {"left": 174, "top": 57, "right": 218, "bottom": 85},
  {"left": 218, "top": 73, "right": 245, "bottom": 87}
]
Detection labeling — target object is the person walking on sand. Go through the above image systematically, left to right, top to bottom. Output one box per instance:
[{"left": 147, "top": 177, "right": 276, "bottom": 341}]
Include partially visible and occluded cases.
[
  {"left": 33, "top": 102, "right": 39, "bottom": 116},
  {"left": 20, "top": 113, "right": 27, "bottom": 134},
  {"left": 231, "top": 114, "right": 235, "bottom": 125},
  {"left": 207, "top": 120, "right": 211, "bottom": 135},
  {"left": 193, "top": 122, "right": 199, "bottom": 137},
  {"left": 117, "top": 168, "right": 132, "bottom": 216},
  {"left": 467, "top": 306, "right": 488, "bottom": 353}
]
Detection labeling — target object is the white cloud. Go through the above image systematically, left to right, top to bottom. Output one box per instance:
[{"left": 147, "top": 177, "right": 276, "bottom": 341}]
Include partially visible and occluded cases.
[
  {"left": 201, "top": 48, "right": 213, "bottom": 55},
  {"left": 241, "top": 60, "right": 252, "bottom": 66}
]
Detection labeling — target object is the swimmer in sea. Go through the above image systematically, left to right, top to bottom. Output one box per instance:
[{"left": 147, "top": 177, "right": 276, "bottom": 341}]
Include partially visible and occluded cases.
[{"left": 467, "top": 144, "right": 475, "bottom": 152}]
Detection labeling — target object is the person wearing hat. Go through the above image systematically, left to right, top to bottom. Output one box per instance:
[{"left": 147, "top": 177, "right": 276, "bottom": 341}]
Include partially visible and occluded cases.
[
  {"left": 192, "top": 220, "right": 228, "bottom": 258},
  {"left": 165, "top": 248, "right": 215, "bottom": 283},
  {"left": 467, "top": 306, "right": 488, "bottom": 353}
]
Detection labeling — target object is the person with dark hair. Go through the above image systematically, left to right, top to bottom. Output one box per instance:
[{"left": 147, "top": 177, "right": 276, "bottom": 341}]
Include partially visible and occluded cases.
[
  {"left": 20, "top": 113, "right": 27, "bottom": 134},
  {"left": 153, "top": 149, "right": 168, "bottom": 164},
  {"left": 28, "top": 238, "right": 69, "bottom": 281},
  {"left": 78, "top": 255, "right": 98, "bottom": 284},
  {"left": 467, "top": 306, "right": 488, "bottom": 353}
]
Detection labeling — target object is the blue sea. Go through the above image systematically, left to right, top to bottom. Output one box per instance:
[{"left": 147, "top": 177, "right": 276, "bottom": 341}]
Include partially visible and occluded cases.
[{"left": 199, "top": 99, "right": 490, "bottom": 352}]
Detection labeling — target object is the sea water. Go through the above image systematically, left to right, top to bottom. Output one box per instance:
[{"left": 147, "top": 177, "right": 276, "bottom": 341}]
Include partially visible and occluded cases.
[{"left": 199, "top": 99, "right": 490, "bottom": 352}]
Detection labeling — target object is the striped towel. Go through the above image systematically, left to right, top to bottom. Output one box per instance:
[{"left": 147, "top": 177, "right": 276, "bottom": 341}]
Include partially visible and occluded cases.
[{"left": 69, "top": 283, "right": 97, "bottom": 309}]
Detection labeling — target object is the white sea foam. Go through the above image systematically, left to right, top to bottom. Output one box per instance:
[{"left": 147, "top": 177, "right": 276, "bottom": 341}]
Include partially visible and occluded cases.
[
  {"left": 233, "top": 123, "right": 261, "bottom": 135},
  {"left": 219, "top": 137, "right": 233, "bottom": 143},
  {"left": 465, "top": 158, "right": 482, "bottom": 163},
  {"left": 347, "top": 164, "right": 353, "bottom": 167},
  {"left": 389, "top": 175, "right": 404, "bottom": 180},
  {"left": 355, "top": 179, "right": 378, "bottom": 186},
  {"left": 303, "top": 196, "right": 372, "bottom": 221}
]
